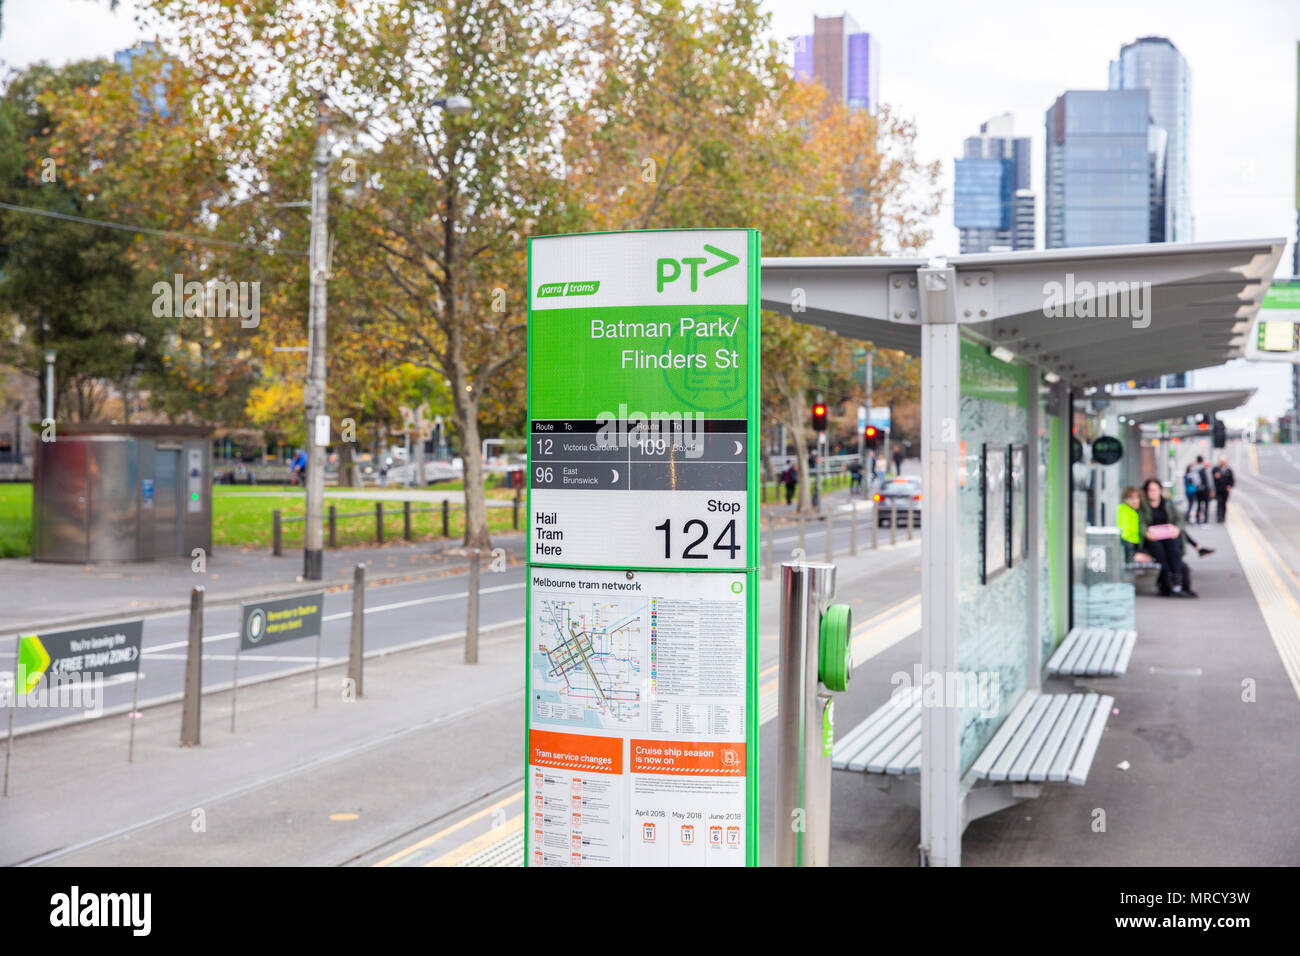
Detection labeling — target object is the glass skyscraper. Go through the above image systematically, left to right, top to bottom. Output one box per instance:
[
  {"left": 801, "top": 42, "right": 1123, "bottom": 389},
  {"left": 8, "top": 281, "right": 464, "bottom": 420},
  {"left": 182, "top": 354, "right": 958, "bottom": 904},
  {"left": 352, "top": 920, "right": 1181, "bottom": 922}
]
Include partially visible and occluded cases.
[
  {"left": 793, "top": 13, "right": 880, "bottom": 113},
  {"left": 1109, "top": 36, "right": 1191, "bottom": 242},
  {"left": 1044, "top": 90, "right": 1153, "bottom": 248},
  {"left": 954, "top": 113, "right": 1035, "bottom": 252}
]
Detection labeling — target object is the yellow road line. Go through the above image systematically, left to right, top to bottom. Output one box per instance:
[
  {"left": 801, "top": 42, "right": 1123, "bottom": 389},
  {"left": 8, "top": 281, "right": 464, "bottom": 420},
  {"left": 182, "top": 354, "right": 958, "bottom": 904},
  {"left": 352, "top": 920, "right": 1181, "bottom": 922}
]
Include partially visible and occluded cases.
[
  {"left": 1226, "top": 504, "right": 1300, "bottom": 702},
  {"left": 406, "top": 592, "right": 923, "bottom": 867},
  {"left": 372, "top": 790, "right": 522, "bottom": 867},
  {"left": 425, "top": 814, "right": 523, "bottom": 867}
]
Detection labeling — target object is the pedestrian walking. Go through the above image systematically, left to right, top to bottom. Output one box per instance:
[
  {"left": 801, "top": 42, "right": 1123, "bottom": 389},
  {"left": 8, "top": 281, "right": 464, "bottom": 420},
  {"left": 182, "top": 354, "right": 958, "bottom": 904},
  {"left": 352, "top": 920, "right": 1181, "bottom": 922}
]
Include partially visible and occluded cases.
[
  {"left": 892, "top": 444, "right": 904, "bottom": 477},
  {"left": 1193, "top": 455, "right": 1213, "bottom": 524},
  {"left": 1212, "top": 456, "right": 1235, "bottom": 522},
  {"left": 848, "top": 458, "right": 863, "bottom": 494},
  {"left": 1182, "top": 464, "right": 1199, "bottom": 516},
  {"left": 782, "top": 465, "right": 797, "bottom": 506}
]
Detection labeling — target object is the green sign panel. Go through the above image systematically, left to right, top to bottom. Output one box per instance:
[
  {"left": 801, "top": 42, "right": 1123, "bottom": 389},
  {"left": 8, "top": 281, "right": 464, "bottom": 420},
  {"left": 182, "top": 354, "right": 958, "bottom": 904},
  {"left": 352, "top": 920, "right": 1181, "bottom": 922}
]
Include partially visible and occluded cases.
[
  {"left": 525, "top": 228, "right": 761, "bottom": 867},
  {"left": 239, "top": 592, "right": 324, "bottom": 651}
]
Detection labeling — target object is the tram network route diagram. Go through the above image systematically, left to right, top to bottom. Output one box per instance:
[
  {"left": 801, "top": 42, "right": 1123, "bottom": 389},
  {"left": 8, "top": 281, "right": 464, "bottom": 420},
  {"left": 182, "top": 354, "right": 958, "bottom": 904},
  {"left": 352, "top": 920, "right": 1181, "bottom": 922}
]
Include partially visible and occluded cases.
[{"left": 531, "top": 595, "right": 645, "bottom": 729}]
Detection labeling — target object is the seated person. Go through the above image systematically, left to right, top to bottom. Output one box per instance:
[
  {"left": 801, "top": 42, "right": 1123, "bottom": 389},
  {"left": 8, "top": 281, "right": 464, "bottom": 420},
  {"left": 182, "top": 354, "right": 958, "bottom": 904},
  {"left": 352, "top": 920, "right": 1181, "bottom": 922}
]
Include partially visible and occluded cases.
[{"left": 1117, "top": 486, "right": 1152, "bottom": 563}]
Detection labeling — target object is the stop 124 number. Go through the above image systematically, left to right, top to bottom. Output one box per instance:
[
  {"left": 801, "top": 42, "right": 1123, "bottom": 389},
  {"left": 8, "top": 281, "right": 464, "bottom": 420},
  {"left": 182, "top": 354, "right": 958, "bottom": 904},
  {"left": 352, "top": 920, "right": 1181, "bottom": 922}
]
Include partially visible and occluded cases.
[{"left": 653, "top": 518, "right": 740, "bottom": 560}]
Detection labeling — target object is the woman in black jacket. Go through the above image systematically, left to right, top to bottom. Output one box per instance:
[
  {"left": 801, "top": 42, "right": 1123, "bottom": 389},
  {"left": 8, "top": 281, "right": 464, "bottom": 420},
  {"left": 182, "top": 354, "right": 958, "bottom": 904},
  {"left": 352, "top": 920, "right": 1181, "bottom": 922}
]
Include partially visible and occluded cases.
[{"left": 1137, "top": 478, "right": 1209, "bottom": 597}]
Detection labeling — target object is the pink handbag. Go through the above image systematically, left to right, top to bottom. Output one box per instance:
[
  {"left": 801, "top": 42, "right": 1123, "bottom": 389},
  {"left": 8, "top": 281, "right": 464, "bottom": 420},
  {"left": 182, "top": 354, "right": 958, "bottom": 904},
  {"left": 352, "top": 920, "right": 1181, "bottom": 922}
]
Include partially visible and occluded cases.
[{"left": 1146, "top": 523, "right": 1179, "bottom": 541}]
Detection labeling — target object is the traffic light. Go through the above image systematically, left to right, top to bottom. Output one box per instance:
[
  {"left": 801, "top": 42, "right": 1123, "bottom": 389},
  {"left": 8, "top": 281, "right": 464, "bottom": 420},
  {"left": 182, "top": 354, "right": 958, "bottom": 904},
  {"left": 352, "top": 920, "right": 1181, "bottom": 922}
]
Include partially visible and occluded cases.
[
  {"left": 812, "top": 403, "right": 828, "bottom": 432},
  {"left": 1213, "top": 417, "right": 1226, "bottom": 448},
  {"left": 864, "top": 425, "right": 879, "bottom": 450}
]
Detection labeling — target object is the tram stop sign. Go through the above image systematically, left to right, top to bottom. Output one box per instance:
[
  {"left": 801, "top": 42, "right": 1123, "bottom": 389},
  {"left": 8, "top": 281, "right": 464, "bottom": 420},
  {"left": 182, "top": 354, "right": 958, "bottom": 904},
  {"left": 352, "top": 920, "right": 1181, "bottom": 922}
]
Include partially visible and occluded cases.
[
  {"left": 526, "top": 228, "right": 761, "bottom": 866},
  {"left": 1092, "top": 436, "right": 1123, "bottom": 466}
]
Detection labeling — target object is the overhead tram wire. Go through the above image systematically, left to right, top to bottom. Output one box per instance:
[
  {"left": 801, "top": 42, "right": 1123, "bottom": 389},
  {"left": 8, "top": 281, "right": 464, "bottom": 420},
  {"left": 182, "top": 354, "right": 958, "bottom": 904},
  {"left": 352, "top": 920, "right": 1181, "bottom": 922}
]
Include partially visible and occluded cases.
[{"left": 0, "top": 200, "right": 309, "bottom": 257}]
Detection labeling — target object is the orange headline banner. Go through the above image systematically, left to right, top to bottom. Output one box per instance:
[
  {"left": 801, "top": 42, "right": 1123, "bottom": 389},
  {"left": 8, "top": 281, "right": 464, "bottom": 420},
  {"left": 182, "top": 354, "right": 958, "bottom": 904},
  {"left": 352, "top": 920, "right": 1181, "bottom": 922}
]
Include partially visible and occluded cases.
[
  {"left": 530, "top": 729, "right": 623, "bottom": 775},
  {"left": 630, "top": 739, "right": 746, "bottom": 776}
]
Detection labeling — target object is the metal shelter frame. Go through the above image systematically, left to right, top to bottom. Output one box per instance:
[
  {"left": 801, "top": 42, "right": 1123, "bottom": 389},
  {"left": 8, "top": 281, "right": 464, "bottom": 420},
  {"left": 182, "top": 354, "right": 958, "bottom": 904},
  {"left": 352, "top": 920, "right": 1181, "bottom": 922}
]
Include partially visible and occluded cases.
[{"left": 761, "top": 238, "right": 1286, "bottom": 865}]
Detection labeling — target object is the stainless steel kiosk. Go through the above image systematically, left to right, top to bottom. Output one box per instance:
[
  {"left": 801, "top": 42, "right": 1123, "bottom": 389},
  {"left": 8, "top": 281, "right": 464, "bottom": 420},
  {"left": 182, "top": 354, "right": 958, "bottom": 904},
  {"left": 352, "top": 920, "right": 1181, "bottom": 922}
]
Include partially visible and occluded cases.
[{"left": 31, "top": 424, "right": 213, "bottom": 563}]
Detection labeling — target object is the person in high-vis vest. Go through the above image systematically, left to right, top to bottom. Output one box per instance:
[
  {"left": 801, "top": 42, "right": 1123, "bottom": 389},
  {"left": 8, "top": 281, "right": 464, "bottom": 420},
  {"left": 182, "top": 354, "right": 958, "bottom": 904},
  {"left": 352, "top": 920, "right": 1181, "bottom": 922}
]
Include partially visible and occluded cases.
[{"left": 1117, "top": 487, "right": 1147, "bottom": 563}]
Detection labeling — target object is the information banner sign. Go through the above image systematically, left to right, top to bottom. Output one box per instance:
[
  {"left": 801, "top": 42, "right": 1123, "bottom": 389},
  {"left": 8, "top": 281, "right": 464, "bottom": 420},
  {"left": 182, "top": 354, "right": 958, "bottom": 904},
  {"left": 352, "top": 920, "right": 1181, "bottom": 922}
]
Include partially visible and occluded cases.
[
  {"left": 526, "top": 228, "right": 760, "bottom": 866},
  {"left": 1244, "top": 279, "right": 1300, "bottom": 363}
]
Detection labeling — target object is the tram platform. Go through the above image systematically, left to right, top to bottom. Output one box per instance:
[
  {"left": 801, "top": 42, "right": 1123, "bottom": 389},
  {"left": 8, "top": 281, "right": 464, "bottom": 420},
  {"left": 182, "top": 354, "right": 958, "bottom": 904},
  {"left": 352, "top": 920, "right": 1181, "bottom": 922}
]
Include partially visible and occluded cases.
[{"left": 809, "top": 511, "right": 1300, "bottom": 866}]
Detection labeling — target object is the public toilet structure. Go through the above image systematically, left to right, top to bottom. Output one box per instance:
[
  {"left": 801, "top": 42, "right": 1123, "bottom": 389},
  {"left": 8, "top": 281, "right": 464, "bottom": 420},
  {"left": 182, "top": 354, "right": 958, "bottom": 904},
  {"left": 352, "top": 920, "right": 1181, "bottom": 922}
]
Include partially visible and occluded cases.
[
  {"left": 761, "top": 237, "right": 1286, "bottom": 865},
  {"left": 32, "top": 423, "right": 213, "bottom": 563}
]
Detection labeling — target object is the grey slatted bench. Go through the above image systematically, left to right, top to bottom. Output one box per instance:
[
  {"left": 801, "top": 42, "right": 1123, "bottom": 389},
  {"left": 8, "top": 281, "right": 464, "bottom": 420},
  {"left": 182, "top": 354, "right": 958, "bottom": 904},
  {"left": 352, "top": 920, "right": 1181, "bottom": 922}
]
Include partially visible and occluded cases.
[
  {"left": 1123, "top": 559, "right": 1161, "bottom": 595},
  {"left": 1046, "top": 626, "right": 1136, "bottom": 677},
  {"left": 832, "top": 686, "right": 922, "bottom": 776},
  {"left": 833, "top": 688, "right": 1114, "bottom": 825},
  {"left": 967, "top": 691, "right": 1114, "bottom": 786}
]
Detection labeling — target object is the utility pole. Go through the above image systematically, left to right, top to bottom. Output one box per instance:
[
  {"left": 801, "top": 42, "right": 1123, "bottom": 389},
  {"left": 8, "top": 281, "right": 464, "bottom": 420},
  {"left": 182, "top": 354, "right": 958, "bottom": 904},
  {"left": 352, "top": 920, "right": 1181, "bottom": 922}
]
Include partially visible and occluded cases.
[{"left": 304, "top": 96, "right": 330, "bottom": 581}]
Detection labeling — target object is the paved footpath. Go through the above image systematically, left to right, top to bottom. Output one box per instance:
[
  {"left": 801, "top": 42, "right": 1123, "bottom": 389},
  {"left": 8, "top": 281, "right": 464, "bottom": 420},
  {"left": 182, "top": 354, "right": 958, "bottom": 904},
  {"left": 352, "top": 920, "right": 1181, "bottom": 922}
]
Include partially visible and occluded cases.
[{"left": 0, "top": 506, "right": 926, "bottom": 866}]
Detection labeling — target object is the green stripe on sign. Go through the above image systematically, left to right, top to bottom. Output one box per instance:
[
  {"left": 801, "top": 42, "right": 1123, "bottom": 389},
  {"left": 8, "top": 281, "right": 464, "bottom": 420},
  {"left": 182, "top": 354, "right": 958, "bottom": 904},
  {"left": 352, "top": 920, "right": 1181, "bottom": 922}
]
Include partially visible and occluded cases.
[{"left": 18, "top": 635, "right": 50, "bottom": 694}]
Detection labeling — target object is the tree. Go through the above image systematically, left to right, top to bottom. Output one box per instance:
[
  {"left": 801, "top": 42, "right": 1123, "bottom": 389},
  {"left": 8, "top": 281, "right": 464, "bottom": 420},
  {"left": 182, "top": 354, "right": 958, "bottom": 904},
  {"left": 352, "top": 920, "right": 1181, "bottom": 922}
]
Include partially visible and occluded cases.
[
  {"left": 142, "top": 0, "right": 591, "bottom": 546},
  {"left": 563, "top": 4, "right": 941, "bottom": 510},
  {"left": 0, "top": 60, "right": 167, "bottom": 422}
]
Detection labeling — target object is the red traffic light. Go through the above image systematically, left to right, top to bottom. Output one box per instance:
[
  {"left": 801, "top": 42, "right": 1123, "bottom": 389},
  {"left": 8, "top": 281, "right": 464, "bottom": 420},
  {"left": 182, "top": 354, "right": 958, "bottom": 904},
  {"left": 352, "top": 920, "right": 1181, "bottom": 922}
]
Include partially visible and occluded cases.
[
  {"left": 813, "top": 403, "right": 827, "bottom": 417},
  {"left": 865, "top": 425, "right": 878, "bottom": 438}
]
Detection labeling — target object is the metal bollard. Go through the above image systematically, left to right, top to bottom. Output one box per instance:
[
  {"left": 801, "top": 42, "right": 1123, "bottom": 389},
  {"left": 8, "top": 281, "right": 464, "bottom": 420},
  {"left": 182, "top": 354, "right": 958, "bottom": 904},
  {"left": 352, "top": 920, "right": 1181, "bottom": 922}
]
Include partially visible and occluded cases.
[
  {"left": 513, "top": 493, "right": 520, "bottom": 530},
  {"left": 442, "top": 499, "right": 450, "bottom": 537},
  {"left": 907, "top": 500, "right": 914, "bottom": 541},
  {"left": 403, "top": 501, "right": 412, "bottom": 541},
  {"left": 849, "top": 501, "right": 857, "bottom": 556},
  {"left": 871, "top": 501, "right": 878, "bottom": 549},
  {"left": 375, "top": 502, "right": 385, "bottom": 544},
  {"left": 890, "top": 502, "right": 897, "bottom": 546},
  {"left": 329, "top": 504, "right": 337, "bottom": 548},
  {"left": 824, "top": 507, "right": 834, "bottom": 563},
  {"left": 272, "top": 509, "right": 282, "bottom": 556},
  {"left": 466, "top": 549, "right": 480, "bottom": 664},
  {"left": 774, "top": 562, "right": 852, "bottom": 867},
  {"left": 348, "top": 564, "right": 365, "bottom": 698},
  {"left": 180, "top": 586, "right": 204, "bottom": 747}
]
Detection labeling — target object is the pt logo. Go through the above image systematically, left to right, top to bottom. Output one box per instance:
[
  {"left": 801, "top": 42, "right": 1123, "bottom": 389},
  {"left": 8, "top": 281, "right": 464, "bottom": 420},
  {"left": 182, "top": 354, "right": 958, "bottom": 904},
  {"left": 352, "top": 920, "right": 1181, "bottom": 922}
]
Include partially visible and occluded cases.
[{"left": 656, "top": 244, "right": 739, "bottom": 293}]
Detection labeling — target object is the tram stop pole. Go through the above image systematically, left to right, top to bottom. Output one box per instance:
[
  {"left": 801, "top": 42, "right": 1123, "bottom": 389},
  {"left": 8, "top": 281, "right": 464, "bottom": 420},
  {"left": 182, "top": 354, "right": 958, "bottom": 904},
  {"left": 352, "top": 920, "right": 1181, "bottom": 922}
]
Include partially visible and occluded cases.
[{"left": 774, "top": 561, "right": 852, "bottom": 866}]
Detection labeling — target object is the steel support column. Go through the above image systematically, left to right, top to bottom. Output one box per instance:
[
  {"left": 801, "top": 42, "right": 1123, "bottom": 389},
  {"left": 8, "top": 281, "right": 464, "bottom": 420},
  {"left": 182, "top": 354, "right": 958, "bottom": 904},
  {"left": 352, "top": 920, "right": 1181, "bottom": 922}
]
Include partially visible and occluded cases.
[{"left": 918, "top": 262, "right": 962, "bottom": 867}]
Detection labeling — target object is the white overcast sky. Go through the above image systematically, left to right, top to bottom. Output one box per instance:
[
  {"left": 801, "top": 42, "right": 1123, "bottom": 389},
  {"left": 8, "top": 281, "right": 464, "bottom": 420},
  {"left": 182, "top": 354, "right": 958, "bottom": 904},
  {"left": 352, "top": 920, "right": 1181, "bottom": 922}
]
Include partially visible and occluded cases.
[{"left": 3, "top": 0, "right": 1298, "bottom": 422}]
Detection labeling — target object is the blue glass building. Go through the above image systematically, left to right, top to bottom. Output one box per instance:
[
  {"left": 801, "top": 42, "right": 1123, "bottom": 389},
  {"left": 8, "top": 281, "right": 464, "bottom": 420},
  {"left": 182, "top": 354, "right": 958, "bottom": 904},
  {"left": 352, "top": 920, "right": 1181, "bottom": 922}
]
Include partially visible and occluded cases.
[
  {"left": 1110, "top": 36, "right": 1191, "bottom": 242},
  {"left": 1045, "top": 90, "right": 1153, "bottom": 249},
  {"left": 955, "top": 114, "right": 1035, "bottom": 252}
]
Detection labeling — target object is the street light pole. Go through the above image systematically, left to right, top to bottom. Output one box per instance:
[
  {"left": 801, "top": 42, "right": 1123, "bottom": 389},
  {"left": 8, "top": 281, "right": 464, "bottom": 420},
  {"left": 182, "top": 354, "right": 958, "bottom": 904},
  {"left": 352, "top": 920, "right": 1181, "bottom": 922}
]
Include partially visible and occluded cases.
[{"left": 304, "top": 96, "right": 330, "bottom": 581}]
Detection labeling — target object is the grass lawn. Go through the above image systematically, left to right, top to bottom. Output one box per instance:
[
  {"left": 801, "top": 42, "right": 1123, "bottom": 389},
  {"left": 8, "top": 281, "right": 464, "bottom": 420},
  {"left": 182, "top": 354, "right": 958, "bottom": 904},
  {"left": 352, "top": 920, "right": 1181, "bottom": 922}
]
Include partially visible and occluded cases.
[
  {"left": 0, "top": 472, "right": 840, "bottom": 558},
  {"left": 0, "top": 483, "right": 32, "bottom": 558},
  {"left": 0, "top": 483, "right": 520, "bottom": 558},
  {"left": 212, "top": 487, "right": 519, "bottom": 550}
]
